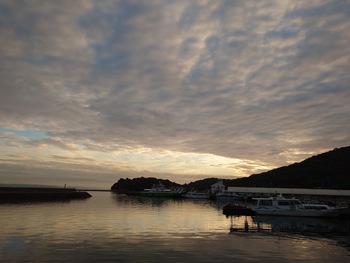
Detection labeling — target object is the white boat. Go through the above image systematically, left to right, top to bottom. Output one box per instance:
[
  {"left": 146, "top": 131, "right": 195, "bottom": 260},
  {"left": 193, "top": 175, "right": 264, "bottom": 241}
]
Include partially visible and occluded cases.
[
  {"left": 140, "top": 182, "right": 183, "bottom": 198},
  {"left": 182, "top": 191, "right": 209, "bottom": 199},
  {"left": 216, "top": 191, "right": 242, "bottom": 201},
  {"left": 251, "top": 195, "right": 347, "bottom": 218}
]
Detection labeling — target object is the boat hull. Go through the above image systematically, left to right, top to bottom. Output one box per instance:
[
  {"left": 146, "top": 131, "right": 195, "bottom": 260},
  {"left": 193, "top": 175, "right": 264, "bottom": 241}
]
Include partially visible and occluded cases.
[
  {"left": 223, "top": 204, "right": 257, "bottom": 216},
  {"left": 251, "top": 207, "right": 342, "bottom": 218}
]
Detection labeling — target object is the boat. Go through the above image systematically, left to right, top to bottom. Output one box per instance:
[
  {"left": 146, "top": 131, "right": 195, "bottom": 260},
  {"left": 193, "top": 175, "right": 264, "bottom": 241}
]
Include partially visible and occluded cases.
[
  {"left": 139, "top": 182, "right": 183, "bottom": 198},
  {"left": 182, "top": 191, "right": 209, "bottom": 199},
  {"left": 216, "top": 191, "right": 242, "bottom": 201},
  {"left": 251, "top": 195, "right": 348, "bottom": 218},
  {"left": 223, "top": 203, "right": 257, "bottom": 216}
]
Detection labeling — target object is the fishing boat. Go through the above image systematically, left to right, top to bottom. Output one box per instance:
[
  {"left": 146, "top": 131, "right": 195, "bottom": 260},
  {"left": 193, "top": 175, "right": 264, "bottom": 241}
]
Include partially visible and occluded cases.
[
  {"left": 140, "top": 182, "right": 183, "bottom": 198},
  {"left": 182, "top": 191, "right": 209, "bottom": 199},
  {"left": 216, "top": 191, "right": 242, "bottom": 201},
  {"left": 251, "top": 195, "right": 348, "bottom": 218}
]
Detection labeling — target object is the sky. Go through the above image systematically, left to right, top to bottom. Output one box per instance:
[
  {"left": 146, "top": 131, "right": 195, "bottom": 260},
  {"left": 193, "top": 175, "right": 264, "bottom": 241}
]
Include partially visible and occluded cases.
[{"left": 0, "top": 0, "right": 350, "bottom": 189}]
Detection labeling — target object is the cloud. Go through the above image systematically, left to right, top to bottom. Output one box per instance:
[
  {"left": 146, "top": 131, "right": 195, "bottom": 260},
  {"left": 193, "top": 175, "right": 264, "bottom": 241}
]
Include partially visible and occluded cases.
[
  {"left": 0, "top": 0, "right": 350, "bottom": 188},
  {"left": 0, "top": 0, "right": 94, "bottom": 60}
]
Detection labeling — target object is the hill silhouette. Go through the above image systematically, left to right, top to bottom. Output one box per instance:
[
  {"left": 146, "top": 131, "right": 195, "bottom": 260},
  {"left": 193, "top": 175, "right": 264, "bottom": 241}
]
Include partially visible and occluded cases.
[
  {"left": 111, "top": 146, "right": 350, "bottom": 191},
  {"left": 229, "top": 146, "right": 350, "bottom": 189},
  {"left": 111, "top": 177, "right": 181, "bottom": 193}
]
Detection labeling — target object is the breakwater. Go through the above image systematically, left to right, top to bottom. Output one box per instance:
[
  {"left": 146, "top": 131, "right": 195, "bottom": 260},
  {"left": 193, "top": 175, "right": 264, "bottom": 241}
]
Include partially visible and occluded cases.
[{"left": 0, "top": 187, "right": 92, "bottom": 203}]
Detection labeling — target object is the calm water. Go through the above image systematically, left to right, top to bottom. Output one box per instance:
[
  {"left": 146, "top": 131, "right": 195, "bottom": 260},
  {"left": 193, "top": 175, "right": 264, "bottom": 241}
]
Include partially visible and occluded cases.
[{"left": 1, "top": 192, "right": 350, "bottom": 262}]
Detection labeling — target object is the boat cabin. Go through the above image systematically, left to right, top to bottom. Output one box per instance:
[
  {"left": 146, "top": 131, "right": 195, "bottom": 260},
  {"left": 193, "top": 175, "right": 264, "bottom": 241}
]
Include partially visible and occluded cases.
[{"left": 252, "top": 196, "right": 303, "bottom": 208}]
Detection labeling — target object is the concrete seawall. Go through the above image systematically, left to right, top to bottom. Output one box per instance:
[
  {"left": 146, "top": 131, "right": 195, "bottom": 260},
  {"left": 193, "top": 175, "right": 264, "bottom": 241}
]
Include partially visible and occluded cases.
[{"left": 0, "top": 187, "right": 92, "bottom": 203}]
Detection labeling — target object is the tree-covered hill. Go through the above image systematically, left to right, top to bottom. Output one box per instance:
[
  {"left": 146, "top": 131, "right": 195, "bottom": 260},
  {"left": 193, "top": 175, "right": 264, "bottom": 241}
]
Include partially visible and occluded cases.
[
  {"left": 229, "top": 146, "right": 350, "bottom": 189},
  {"left": 111, "top": 177, "right": 181, "bottom": 193},
  {"left": 183, "top": 178, "right": 219, "bottom": 191}
]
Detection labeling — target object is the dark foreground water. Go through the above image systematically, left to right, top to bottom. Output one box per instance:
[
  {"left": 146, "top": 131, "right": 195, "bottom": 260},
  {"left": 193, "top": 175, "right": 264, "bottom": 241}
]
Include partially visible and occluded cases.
[{"left": 1, "top": 192, "right": 350, "bottom": 262}]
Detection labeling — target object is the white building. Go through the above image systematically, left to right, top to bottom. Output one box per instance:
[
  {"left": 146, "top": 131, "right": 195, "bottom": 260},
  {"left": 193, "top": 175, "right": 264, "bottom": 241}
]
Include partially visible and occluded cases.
[{"left": 211, "top": 180, "right": 225, "bottom": 193}]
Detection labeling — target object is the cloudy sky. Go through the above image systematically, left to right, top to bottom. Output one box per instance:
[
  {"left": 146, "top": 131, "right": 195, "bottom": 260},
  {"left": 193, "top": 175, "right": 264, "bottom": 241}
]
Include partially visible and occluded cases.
[{"left": 0, "top": 0, "right": 349, "bottom": 189}]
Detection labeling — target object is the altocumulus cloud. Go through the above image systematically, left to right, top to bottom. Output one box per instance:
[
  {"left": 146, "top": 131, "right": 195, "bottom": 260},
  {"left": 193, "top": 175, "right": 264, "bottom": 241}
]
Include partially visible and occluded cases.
[{"left": 0, "top": 0, "right": 349, "bottom": 188}]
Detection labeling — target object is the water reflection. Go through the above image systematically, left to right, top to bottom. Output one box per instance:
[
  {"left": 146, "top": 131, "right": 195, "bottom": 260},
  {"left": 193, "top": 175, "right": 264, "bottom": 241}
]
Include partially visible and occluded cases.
[
  {"left": 1, "top": 192, "right": 350, "bottom": 262},
  {"left": 111, "top": 192, "right": 219, "bottom": 209},
  {"left": 111, "top": 193, "right": 180, "bottom": 207},
  {"left": 228, "top": 215, "right": 350, "bottom": 237}
]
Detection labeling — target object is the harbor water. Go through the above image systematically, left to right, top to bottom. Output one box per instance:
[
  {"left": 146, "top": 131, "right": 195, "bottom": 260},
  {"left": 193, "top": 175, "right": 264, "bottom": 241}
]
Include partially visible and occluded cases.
[{"left": 1, "top": 191, "right": 350, "bottom": 262}]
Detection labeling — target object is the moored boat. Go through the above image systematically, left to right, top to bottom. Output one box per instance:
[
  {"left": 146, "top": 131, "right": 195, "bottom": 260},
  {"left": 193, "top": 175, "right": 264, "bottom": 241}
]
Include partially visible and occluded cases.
[
  {"left": 140, "top": 182, "right": 183, "bottom": 198},
  {"left": 182, "top": 191, "right": 210, "bottom": 199},
  {"left": 216, "top": 191, "right": 242, "bottom": 201},
  {"left": 251, "top": 195, "right": 348, "bottom": 218}
]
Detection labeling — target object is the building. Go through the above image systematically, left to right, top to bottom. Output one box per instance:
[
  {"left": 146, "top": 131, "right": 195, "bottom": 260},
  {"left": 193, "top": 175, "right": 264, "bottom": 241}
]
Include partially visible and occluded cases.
[{"left": 211, "top": 180, "right": 225, "bottom": 193}]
